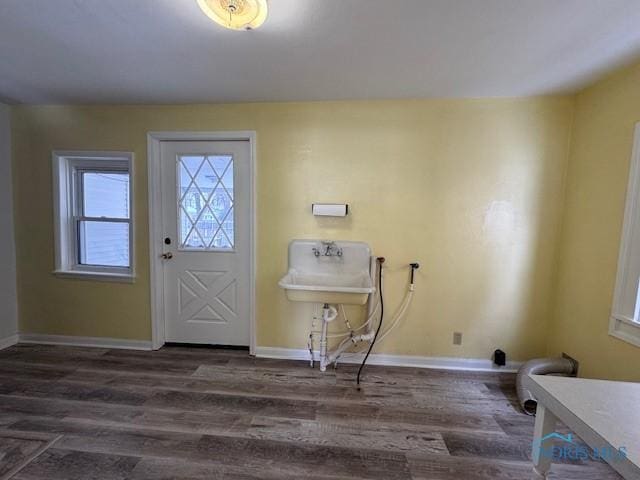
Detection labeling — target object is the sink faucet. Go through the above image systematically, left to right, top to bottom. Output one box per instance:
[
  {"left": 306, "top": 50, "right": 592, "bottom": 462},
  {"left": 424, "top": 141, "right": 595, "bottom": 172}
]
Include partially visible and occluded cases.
[{"left": 313, "top": 241, "right": 343, "bottom": 257}]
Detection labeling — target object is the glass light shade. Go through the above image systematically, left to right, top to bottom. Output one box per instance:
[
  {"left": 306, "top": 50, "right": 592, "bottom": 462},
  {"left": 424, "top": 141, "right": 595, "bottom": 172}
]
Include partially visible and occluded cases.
[{"left": 197, "top": 0, "right": 268, "bottom": 31}]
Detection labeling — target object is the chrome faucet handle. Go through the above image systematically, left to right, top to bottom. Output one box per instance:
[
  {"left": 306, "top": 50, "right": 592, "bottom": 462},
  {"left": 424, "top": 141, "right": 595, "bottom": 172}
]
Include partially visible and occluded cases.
[
  {"left": 320, "top": 240, "right": 334, "bottom": 256},
  {"left": 314, "top": 241, "right": 342, "bottom": 257}
]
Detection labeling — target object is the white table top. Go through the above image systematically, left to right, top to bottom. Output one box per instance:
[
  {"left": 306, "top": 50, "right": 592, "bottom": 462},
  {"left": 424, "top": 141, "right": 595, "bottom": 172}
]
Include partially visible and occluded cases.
[{"left": 526, "top": 374, "right": 640, "bottom": 478}]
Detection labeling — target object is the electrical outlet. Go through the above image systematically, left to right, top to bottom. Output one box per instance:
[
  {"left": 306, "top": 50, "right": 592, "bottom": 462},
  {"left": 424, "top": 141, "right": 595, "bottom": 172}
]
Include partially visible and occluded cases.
[{"left": 453, "top": 332, "right": 463, "bottom": 345}]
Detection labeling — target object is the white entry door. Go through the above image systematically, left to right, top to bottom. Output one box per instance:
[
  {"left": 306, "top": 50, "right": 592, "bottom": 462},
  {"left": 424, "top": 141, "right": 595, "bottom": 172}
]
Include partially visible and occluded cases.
[{"left": 160, "top": 140, "right": 251, "bottom": 345}]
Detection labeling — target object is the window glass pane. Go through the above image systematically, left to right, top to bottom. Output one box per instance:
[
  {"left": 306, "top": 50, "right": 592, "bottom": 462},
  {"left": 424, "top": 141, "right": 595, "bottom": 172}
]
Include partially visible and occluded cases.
[
  {"left": 178, "top": 155, "right": 234, "bottom": 249},
  {"left": 83, "top": 172, "right": 130, "bottom": 218},
  {"left": 79, "top": 221, "right": 130, "bottom": 267}
]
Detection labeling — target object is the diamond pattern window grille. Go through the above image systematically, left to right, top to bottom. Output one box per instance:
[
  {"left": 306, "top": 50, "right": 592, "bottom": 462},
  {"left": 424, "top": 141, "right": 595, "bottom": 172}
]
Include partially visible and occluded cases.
[{"left": 178, "top": 155, "right": 234, "bottom": 250}]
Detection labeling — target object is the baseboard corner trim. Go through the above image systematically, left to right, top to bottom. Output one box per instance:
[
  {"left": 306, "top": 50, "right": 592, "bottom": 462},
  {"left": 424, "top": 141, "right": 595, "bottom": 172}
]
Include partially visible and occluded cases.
[
  {"left": 0, "top": 334, "right": 19, "bottom": 351},
  {"left": 18, "top": 334, "right": 153, "bottom": 351},
  {"left": 254, "top": 346, "right": 522, "bottom": 373}
]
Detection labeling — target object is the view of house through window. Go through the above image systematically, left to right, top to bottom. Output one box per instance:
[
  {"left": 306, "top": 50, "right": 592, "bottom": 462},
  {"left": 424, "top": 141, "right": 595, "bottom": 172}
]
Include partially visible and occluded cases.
[
  {"left": 178, "top": 155, "right": 234, "bottom": 250},
  {"left": 78, "top": 172, "right": 130, "bottom": 267}
]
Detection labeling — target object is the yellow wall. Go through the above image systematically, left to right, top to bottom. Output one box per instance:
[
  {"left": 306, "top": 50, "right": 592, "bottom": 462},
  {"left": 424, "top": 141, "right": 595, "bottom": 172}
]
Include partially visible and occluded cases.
[
  {"left": 548, "top": 63, "right": 640, "bottom": 381},
  {"left": 12, "top": 98, "right": 574, "bottom": 360}
]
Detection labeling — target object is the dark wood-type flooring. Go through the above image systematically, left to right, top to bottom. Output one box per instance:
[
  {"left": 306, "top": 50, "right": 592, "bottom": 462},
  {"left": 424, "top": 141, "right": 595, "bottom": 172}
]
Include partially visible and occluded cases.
[{"left": 0, "top": 344, "right": 622, "bottom": 479}]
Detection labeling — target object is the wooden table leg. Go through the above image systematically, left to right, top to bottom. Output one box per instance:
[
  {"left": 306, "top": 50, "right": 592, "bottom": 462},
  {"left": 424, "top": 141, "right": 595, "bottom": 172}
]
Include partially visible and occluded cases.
[{"left": 531, "top": 403, "right": 557, "bottom": 479}]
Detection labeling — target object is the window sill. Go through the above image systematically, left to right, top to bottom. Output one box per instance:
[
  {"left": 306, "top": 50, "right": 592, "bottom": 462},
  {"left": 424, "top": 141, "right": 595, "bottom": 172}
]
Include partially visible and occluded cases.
[
  {"left": 53, "top": 270, "right": 135, "bottom": 284},
  {"left": 609, "top": 315, "right": 640, "bottom": 348}
]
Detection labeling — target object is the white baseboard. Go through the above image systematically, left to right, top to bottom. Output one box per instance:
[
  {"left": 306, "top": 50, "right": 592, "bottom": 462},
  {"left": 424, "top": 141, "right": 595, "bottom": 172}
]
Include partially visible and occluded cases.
[
  {"left": 0, "top": 334, "right": 19, "bottom": 351},
  {"left": 18, "top": 334, "right": 153, "bottom": 351},
  {"left": 11, "top": 336, "right": 521, "bottom": 371},
  {"left": 255, "top": 346, "right": 522, "bottom": 373}
]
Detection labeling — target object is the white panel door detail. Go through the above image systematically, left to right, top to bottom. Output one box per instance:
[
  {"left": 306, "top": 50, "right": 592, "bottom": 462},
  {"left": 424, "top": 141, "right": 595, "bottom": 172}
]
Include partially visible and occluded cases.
[{"left": 160, "top": 140, "right": 250, "bottom": 345}]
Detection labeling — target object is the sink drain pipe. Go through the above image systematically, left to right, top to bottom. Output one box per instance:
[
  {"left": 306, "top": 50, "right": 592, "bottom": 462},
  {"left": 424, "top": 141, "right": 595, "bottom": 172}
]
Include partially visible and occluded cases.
[
  {"left": 318, "top": 304, "right": 338, "bottom": 372},
  {"left": 516, "top": 357, "right": 577, "bottom": 415}
]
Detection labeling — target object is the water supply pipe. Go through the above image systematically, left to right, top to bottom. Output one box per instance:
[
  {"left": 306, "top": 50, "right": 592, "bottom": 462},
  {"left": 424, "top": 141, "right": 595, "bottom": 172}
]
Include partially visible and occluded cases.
[
  {"left": 356, "top": 257, "right": 387, "bottom": 386},
  {"left": 315, "top": 258, "right": 419, "bottom": 373},
  {"left": 326, "top": 258, "right": 383, "bottom": 366},
  {"left": 328, "top": 261, "right": 418, "bottom": 369},
  {"left": 516, "top": 357, "right": 577, "bottom": 415}
]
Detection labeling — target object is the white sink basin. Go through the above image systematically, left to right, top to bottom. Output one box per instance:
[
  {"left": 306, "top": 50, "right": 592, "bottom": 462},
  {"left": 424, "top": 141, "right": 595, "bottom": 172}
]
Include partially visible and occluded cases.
[{"left": 278, "top": 240, "right": 375, "bottom": 305}]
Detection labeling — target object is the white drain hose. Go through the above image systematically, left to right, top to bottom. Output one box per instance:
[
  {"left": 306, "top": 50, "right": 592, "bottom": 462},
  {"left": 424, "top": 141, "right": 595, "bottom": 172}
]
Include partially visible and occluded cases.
[
  {"left": 327, "top": 282, "right": 415, "bottom": 365},
  {"left": 373, "top": 288, "right": 413, "bottom": 344},
  {"left": 311, "top": 298, "right": 380, "bottom": 339}
]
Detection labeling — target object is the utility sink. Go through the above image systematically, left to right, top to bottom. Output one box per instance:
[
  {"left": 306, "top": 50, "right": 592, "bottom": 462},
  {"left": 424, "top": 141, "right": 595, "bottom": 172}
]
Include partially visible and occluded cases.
[{"left": 278, "top": 240, "right": 375, "bottom": 305}]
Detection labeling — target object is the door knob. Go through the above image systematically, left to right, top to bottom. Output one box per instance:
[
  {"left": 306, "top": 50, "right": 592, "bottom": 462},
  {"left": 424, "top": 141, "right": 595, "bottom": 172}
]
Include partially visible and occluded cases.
[{"left": 161, "top": 252, "right": 173, "bottom": 260}]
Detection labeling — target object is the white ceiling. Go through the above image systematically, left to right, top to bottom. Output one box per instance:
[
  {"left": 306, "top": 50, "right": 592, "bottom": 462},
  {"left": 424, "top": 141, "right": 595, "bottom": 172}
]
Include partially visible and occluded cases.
[{"left": 1, "top": 0, "right": 640, "bottom": 104}]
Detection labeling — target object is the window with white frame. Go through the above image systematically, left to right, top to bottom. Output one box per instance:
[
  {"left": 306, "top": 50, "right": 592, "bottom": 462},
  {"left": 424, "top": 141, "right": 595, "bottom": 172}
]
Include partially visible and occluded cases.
[
  {"left": 610, "top": 123, "right": 640, "bottom": 347},
  {"left": 52, "top": 151, "right": 134, "bottom": 281}
]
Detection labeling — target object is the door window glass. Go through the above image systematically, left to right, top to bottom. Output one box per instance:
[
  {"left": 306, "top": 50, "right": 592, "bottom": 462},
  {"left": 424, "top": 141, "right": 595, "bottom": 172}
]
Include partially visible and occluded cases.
[{"left": 178, "top": 155, "right": 234, "bottom": 250}]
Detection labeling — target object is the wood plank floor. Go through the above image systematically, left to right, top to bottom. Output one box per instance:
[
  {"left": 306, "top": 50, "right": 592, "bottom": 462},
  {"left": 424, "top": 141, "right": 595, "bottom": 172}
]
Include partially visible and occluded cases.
[{"left": 0, "top": 344, "right": 622, "bottom": 479}]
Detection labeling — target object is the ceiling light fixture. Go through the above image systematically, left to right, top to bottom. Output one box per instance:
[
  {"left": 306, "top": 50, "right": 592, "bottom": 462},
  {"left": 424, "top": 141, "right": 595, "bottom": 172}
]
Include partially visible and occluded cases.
[{"left": 197, "top": 0, "right": 268, "bottom": 31}]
